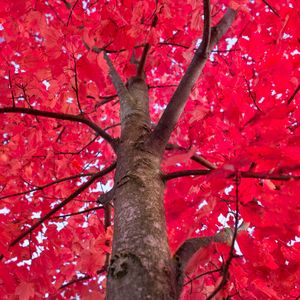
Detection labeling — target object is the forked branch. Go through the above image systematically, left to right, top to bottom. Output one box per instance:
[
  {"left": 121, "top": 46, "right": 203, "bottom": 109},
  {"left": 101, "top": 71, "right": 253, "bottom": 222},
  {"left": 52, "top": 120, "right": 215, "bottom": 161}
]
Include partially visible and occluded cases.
[
  {"left": 149, "top": 5, "right": 237, "bottom": 153},
  {"left": 9, "top": 162, "right": 116, "bottom": 247}
]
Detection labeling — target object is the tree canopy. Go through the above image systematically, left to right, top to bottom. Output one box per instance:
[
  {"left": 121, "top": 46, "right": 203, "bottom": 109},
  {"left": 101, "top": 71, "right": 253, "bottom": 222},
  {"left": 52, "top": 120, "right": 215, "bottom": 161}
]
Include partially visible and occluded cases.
[{"left": 0, "top": 0, "right": 299, "bottom": 299}]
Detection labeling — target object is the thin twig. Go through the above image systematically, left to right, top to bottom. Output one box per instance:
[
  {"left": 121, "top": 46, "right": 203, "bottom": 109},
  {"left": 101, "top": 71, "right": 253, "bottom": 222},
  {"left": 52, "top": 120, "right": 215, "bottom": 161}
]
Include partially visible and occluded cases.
[
  {"left": 67, "top": 0, "right": 79, "bottom": 26},
  {"left": 262, "top": 0, "right": 280, "bottom": 17},
  {"left": 136, "top": 12, "right": 158, "bottom": 78},
  {"left": 72, "top": 56, "right": 83, "bottom": 114},
  {"left": 8, "top": 71, "right": 15, "bottom": 107},
  {"left": 244, "top": 77, "right": 262, "bottom": 112},
  {"left": 149, "top": 84, "right": 177, "bottom": 89},
  {"left": 287, "top": 85, "right": 300, "bottom": 105},
  {"left": 95, "top": 94, "right": 118, "bottom": 107},
  {"left": 104, "top": 123, "right": 121, "bottom": 131},
  {"left": 55, "top": 135, "right": 99, "bottom": 155},
  {"left": 207, "top": 174, "right": 240, "bottom": 299},
  {"left": 52, "top": 206, "right": 104, "bottom": 219},
  {"left": 60, "top": 267, "right": 106, "bottom": 289},
  {"left": 183, "top": 268, "right": 222, "bottom": 287}
]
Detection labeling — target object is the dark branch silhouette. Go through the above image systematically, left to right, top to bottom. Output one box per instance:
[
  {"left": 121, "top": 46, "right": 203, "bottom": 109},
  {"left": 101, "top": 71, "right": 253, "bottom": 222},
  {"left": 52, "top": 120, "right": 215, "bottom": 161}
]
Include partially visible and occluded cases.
[
  {"left": 263, "top": 0, "right": 280, "bottom": 17},
  {"left": 136, "top": 13, "right": 158, "bottom": 78},
  {"left": 137, "top": 43, "right": 151, "bottom": 78},
  {"left": 72, "top": 56, "right": 83, "bottom": 114},
  {"left": 244, "top": 76, "right": 262, "bottom": 112},
  {"left": 287, "top": 84, "right": 300, "bottom": 105},
  {"left": 0, "top": 107, "right": 117, "bottom": 150},
  {"left": 165, "top": 143, "right": 217, "bottom": 169},
  {"left": 9, "top": 162, "right": 116, "bottom": 247},
  {"left": 163, "top": 169, "right": 300, "bottom": 181},
  {"left": 0, "top": 172, "right": 95, "bottom": 201},
  {"left": 207, "top": 175, "right": 240, "bottom": 299},
  {"left": 52, "top": 206, "right": 104, "bottom": 219},
  {"left": 60, "top": 267, "right": 107, "bottom": 289},
  {"left": 183, "top": 268, "right": 222, "bottom": 287}
]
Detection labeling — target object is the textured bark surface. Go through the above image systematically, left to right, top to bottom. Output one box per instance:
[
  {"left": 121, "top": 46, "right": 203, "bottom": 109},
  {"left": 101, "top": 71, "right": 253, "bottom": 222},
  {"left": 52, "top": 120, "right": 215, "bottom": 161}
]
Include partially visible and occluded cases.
[
  {"left": 105, "top": 7, "right": 236, "bottom": 299},
  {"left": 106, "top": 78, "right": 177, "bottom": 300}
]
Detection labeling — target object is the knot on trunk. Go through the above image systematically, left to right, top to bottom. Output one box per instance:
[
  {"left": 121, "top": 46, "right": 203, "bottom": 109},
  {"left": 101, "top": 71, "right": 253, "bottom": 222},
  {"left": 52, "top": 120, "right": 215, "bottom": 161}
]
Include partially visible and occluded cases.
[{"left": 109, "top": 251, "right": 143, "bottom": 279}]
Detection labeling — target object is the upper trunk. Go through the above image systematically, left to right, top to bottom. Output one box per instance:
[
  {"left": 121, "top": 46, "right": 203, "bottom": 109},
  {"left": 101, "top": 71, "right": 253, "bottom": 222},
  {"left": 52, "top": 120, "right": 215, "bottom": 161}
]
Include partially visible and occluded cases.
[{"left": 106, "top": 78, "right": 177, "bottom": 300}]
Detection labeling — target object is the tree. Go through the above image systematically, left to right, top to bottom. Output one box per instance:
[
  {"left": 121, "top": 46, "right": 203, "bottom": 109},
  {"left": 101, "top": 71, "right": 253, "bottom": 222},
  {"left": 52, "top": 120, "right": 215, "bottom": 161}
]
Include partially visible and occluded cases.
[{"left": 0, "top": 0, "right": 299, "bottom": 298}]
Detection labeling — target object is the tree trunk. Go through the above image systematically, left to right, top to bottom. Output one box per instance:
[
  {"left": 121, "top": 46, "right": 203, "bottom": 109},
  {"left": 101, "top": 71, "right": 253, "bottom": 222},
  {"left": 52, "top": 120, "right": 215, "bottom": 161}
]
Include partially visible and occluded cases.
[
  {"left": 105, "top": 8, "right": 236, "bottom": 297},
  {"left": 106, "top": 78, "right": 177, "bottom": 299}
]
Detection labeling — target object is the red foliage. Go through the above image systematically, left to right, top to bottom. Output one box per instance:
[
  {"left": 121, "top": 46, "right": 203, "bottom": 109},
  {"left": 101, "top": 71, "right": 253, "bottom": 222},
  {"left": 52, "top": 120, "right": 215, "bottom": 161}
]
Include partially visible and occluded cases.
[{"left": 0, "top": 0, "right": 299, "bottom": 298}]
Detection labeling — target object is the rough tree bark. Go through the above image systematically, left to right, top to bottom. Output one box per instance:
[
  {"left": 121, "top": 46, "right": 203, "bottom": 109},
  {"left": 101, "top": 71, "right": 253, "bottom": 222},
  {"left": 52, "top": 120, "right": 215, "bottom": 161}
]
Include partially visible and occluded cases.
[{"left": 105, "top": 3, "right": 237, "bottom": 300}]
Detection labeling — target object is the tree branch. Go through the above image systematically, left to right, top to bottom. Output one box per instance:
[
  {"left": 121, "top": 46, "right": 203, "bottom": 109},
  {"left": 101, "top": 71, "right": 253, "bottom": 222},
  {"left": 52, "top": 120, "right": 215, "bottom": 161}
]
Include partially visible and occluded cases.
[
  {"left": 66, "top": 0, "right": 79, "bottom": 26},
  {"left": 262, "top": 0, "right": 280, "bottom": 17},
  {"left": 148, "top": 6, "right": 237, "bottom": 153},
  {"left": 136, "top": 13, "right": 158, "bottom": 78},
  {"left": 136, "top": 43, "right": 151, "bottom": 78},
  {"left": 102, "top": 52, "right": 133, "bottom": 104},
  {"left": 72, "top": 56, "right": 83, "bottom": 114},
  {"left": 8, "top": 71, "right": 15, "bottom": 107},
  {"left": 244, "top": 76, "right": 262, "bottom": 112},
  {"left": 287, "top": 84, "right": 300, "bottom": 105},
  {"left": 95, "top": 94, "right": 118, "bottom": 107},
  {"left": 0, "top": 107, "right": 117, "bottom": 150},
  {"left": 54, "top": 135, "right": 99, "bottom": 155},
  {"left": 165, "top": 143, "right": 217, "bottom": 169},
  {"left": 9, "top": 162, "right": 116, "bottom": 247},
  {"left": 163, "top": 169, "right": 300, "bottom": 181},
  {"left": 163, "top": 169, "right": 210, "bottom": 181},
  {"left": 241, "top": 171, "right": 300, "bottom": 181},
  {"left": 0, "top": 172, "right": 95, "bottom": 201},
  {"left": 207, "top": 175, "right": 240, "bottom": 299},
  {"left": 51, "top": 206, "right": 104, "bottom": 219},
  {"left": 174, "top": 227, "right": 234, "bottom": 295},
  {"left": 60, "top": 267, "right": 106, "bottom": 289},
  {"left": 183, "top": 268, "right": 222, "bottom": 287}
]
